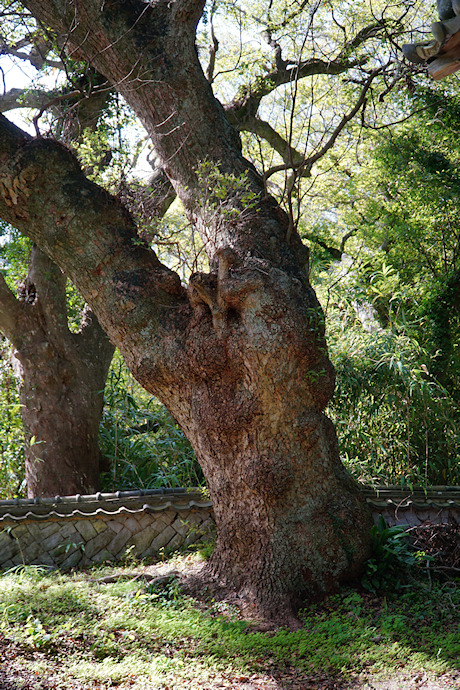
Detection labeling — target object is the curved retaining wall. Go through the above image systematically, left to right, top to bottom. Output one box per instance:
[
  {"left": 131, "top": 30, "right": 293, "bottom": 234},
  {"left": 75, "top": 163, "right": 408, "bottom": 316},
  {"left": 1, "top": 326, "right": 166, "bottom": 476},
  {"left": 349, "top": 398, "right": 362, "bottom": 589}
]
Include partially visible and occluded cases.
[{"left": 0, "top": 486, "right": 458, "bottom": 570}]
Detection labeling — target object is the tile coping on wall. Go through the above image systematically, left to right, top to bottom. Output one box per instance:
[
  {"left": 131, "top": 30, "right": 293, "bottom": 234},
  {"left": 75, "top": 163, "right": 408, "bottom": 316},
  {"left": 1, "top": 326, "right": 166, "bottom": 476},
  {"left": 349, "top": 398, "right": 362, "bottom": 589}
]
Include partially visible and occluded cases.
[
  {"left": 0, "top": 486, "right": 458, "bottom": 522},
  {"left": 0, "top": 486, "right": 457, "bottom": 570},
  {"left": 0, "top": 490, "right": 212, "bottom": 521}
]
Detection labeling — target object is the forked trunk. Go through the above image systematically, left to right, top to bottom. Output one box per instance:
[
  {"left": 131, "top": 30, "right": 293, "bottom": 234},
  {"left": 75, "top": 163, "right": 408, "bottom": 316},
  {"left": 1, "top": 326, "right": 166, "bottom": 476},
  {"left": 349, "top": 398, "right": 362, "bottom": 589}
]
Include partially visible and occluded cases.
[
  {"left": 0, "top": 0, "right": 373, "bottom": 622},
  {"left": 1, "top": 247, "right": 114, "bottom": 497}
]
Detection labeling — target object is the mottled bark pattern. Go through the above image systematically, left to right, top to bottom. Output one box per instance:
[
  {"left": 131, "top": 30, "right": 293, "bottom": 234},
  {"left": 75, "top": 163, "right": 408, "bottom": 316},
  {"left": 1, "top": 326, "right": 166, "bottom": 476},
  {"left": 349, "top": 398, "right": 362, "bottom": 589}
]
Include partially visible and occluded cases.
[
  {"left": 0, "top": 0, "right": 373, "bottom": 622},
  {"left": 0, "top": 247, "right": 114, "bottom": 497},
  {"left": 161, "top": 251, "right": 372, "bottom": 620}
]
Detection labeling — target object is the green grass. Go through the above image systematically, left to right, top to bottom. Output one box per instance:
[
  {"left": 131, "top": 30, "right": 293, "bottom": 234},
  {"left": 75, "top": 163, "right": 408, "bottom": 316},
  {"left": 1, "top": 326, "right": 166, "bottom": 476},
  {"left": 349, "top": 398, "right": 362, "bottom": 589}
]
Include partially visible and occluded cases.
[{"left": 0, "top": 555, "right": 459, "bottom": 689}]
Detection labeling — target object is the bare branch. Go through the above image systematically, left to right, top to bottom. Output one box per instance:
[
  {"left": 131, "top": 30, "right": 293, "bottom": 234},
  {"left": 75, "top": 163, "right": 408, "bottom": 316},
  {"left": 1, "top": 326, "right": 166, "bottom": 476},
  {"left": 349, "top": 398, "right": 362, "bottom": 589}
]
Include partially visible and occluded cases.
[
  {"left": 205, "top": 3, "right": 219, "bottom": 83},
  {"left": 225, "top": 21, "right": 388, "bottom": 126},
  {"left": 261, "top": 28, "right": 287, "bottom": 71},
  {"left": 225, "top": 56, "right": 365, "bottom": 126},
  {"left": 31, "top": 89, "right": 83, "bottom": 136},
  {"left": 340, "top": 228, "right": 358, "bottom": 254}
]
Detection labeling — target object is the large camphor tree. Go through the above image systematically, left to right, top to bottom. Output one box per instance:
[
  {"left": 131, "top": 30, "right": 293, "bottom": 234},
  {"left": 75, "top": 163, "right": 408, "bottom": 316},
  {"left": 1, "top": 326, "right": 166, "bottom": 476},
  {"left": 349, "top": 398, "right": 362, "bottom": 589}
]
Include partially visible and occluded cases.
[{"left": 0, "top": 0, "right": 395, "bottom": 623}]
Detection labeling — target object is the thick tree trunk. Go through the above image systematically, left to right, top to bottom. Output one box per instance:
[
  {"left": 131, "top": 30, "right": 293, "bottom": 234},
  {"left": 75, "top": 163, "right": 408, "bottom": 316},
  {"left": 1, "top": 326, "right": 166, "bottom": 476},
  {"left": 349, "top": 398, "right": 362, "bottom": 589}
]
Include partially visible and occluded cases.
[
  {"left": 0, "top": 0, "right": 373, "bottom": 622},
  {"left": 0, "top": 247, "right": 114, "bottom": 497},
  {"left": 149, "top": 250, "right": 372, "bottom": 622},
  {"left": 16, "top": 337, "right": 109, "bottom": 498}
]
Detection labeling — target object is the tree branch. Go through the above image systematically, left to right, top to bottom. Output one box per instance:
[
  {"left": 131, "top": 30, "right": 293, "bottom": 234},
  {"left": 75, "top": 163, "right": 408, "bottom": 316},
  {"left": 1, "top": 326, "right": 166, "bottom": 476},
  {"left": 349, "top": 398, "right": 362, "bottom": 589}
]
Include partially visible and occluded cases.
[
  {"left": 205, "top": 11, "right": 219, "bottom": 83},
  {"left": 225, "top": 21, "right": 386, "bottom": 126},
  {"left": 0, "top": 34, "right": 64, "bottom": 70},
  {"left": 225, "top": 56, "right": 364, "bottom": 125},
  {"left": 263, "top": 67, "right": 384, "bottom": 180},
  {"left": 0, "top": 87, "right": 61, "bottom": 114},
  {"left": 0, "top": 114, "right": 188, "bottom": 361},
  {"left": 241, "top": 116, "right": 309, "bottom": 175},
  {"left": 305, "top": 228, "right": 357, "bottom": 261}
]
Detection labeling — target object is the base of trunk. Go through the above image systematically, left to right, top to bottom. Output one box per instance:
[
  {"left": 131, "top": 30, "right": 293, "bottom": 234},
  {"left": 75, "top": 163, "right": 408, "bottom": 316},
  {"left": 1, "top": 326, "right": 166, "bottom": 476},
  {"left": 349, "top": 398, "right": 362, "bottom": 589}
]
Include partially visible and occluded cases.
[{"left": 199, "top": 415, "right": 373, "bottom": 627}]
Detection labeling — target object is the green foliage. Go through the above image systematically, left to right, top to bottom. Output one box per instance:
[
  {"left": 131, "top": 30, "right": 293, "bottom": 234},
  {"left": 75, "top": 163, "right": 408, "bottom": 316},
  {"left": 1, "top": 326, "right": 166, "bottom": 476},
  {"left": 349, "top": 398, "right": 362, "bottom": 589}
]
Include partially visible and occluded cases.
[
  {"left": 306, "top": 86, "right": 460, "bottom": 487},
  {"left": 72, "top": 106, "right": 139, "bottom": 190},
  {"left": 196, "top": 161, "right": 259, "bottom": 230},
  {"left": 0, "top": 223, "right": 32, "bottom": 286},
  {"left": 321, "top": 268, "right": 459, "bottom": 485},
  {"left": 100, "top": 354, "right": 204, "bottom": 491},
  {"left": 362, "top": 517, "right": 429, "bottom": 593},
  {"left": 0, "top": 556, "right": 458, "bottom": 687},
  {"left": 144, "top": 575, "right": 182, "bottom": 606},
  {"left": 24, "top": 614, "right": 54, "bottom": 649}
]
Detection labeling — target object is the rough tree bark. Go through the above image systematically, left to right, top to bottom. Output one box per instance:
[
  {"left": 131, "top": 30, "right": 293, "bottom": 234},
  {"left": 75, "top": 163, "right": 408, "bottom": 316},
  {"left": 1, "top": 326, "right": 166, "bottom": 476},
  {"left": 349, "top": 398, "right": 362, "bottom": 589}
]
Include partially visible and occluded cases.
[
  {"left": 0, "top": 0, "right": 373, "bottom": 624},
  {"left": 0, "top": 62, "right": 116, "bottom": 498},
  {"left": 0, "top": 246, "right": 114, "bottom": 497}
]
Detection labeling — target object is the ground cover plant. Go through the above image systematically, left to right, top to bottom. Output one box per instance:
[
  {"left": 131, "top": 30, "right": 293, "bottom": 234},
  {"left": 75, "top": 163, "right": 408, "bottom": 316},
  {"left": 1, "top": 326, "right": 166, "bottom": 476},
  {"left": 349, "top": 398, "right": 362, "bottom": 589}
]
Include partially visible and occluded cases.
[
  {"left": 0, "top": 0, "right": 432, "bottom": 625},
  {"left": 0, "top": 547, "right": 458, "bottom": 690}
]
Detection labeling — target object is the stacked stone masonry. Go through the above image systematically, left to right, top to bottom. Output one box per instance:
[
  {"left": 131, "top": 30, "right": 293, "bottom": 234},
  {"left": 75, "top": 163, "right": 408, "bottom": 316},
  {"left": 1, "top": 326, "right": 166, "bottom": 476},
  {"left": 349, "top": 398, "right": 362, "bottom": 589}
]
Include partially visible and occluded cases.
[
  {"left": 0, "top": 486, "right": 458, "bottom": 570},
  {"left": 0, "top": 489, "right": 215, "bottom": 570}
]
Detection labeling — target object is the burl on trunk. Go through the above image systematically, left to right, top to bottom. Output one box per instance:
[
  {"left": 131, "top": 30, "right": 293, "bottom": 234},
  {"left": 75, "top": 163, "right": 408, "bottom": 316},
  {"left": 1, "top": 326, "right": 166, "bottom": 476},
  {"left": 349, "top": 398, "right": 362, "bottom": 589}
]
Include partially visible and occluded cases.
[{"left": 0, "top": 0, "right": 373, "bottom": 623}]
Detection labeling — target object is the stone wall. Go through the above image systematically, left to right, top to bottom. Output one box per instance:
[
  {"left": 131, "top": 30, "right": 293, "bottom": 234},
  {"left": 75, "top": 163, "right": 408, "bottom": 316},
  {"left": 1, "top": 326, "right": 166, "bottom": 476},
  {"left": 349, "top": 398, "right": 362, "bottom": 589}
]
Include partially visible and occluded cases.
[
  {"left": 361, "top": 485, "right": 460, "bottom": 527},
  {"left": 0, "top": 486, "right": 458, "bottom": 570},
  {"left": 0, "top": 489, "right": 214, "bottom": 570}
]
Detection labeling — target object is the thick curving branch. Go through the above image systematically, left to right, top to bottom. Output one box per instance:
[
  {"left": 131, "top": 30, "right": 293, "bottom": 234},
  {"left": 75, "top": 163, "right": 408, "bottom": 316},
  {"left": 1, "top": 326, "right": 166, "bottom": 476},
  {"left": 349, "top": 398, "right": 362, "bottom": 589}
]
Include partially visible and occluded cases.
[
  {"left": 225, "top": 21, "right": 386, "bottom": 128},
  {"left": 225, "top": 57, "right": 363, "bottom": 126},
  {"left": 0, "top": 87, "right": 62, "bottom": 114},
  {"left": 0, "top": 114, "right": 188, "bottom": 366}
]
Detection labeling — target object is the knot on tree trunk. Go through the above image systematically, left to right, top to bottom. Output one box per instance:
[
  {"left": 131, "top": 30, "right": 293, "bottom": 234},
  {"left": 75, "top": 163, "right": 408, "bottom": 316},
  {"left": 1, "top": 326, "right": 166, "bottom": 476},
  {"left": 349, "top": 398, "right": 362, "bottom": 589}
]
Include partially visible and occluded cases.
[{"left": 187, "top": 247, "right": 278, "bottom": 333}]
